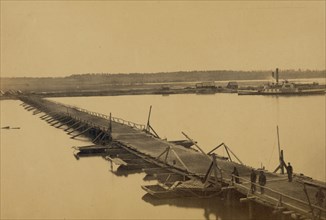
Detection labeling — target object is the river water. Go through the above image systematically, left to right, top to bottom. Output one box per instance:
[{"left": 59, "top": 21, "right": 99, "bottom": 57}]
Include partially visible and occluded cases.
[{"left": 1, "top": 93, "right": 325, "bottom": 219}]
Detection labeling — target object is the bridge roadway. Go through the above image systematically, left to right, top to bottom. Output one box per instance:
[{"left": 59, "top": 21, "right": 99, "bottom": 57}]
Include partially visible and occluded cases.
[{"left": 21, "top": 96, "right": 326, "bottom": 220}]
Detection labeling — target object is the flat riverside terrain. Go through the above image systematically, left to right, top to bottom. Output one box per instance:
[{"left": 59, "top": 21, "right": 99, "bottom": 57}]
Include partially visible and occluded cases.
[{"left": 1, "top": 77, "right": 325, "bottom": 100}]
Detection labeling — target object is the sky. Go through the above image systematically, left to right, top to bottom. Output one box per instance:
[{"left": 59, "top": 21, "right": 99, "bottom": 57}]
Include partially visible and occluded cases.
[{"left": 0, "top": 1, "right": 325, "bottom": 77}]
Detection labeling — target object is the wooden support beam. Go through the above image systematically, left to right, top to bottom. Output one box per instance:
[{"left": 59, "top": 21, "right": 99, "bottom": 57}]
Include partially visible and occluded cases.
[
  {"left": 146, "top": 105, "right": 152, "bottom": 132},
  {"left": 25, "top": 106, "right": 35, "bottom": 111},
  {"left": 144, "top": 106, "right": 160, "bottom": 138},
  {"left": 33, "top": 110, "right": 42, "bottom": 115},
  {"left": 40, "top": 111, "right": 56, "bottom": 119},
  {"left": 45, "top": 113, "right": 61, "bottom": 122},
  {"left": 108, "top": 113, "right": 112, "bottom": 133},
  {"left": 40, "top": 114, "right": 49, "bottom": 119},
  {"left": 41, "top": 115, "right": 52, "bottom": 120},
  {"left": 50, "top": 115, "right": 68, "bottom": 126},
  {"left": 51, "top": 115, "right": 69, "bottom": 126},
  {"left": 46, "top": 117, "right": 59, "bottom": 123},
  {"left": 56, "top": 118, "right": 74, "bottom": 128},
  {"left": 51, "top": 120, "right": 64, "bottom": 127},
  {"left": 64, "top": 121, "right": 80, "bottom": 131},
  {"left": 67, "top": 124, "right": 85, "bottom": 135},
  {"left": 148, "top": 124, "right": 160, "bottom": 139},
  {"left": 277, "top": 126, "right": 285, "bottom": 174},
  {"left": 70, "top": 127, "right": 92, "bottom": 139},
  {"left": 92, "top": 131, "right": 105, "bottom": 143},
  {"left": 181, "top": 132, "right": 211, "bottom": 160},
  {"left": 99, "top": 133, "right": 108, "bottom": 143},
  {"left": 207, "top": 143, "right": 224, "bottom": 155},
  {"left": 224, "top": 143, "right": 243, "bottom": 165},
  {"left": 224, "top": 145, "right": 233, "bottom": 163},
  {"left": 157, "top": 147, "right": 170, "bottom": 162},
  {"left": 164, "top": 147, "right": 170, "bottom": 163},
  {"left": 170, "top": 147, "right": 189, "bottom": 172},
  {"left": 203, "top": 154, "right": 222, "bottom": 187},
  {"left": 203, "top": 162, "right": 214, "bottom": 186},
  {"left": 273, "top": 165, "right": 281, "bottom": 173},
  {"left": 303, "top": 183, "right": 316, "bottom": 220},
  {"left": 240, "top": 196, "right": 256, "bottom": 203},
  {"left": 274, "top": 207, "right": 286, "bottom": 211},
  {"left": 283, "top": 211, "right": 295, "bottom": 215}
]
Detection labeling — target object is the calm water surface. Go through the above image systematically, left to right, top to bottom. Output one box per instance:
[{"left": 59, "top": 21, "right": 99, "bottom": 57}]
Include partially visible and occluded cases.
[{"left": 1, "top": 93, "right": 325, "bottom": 219}]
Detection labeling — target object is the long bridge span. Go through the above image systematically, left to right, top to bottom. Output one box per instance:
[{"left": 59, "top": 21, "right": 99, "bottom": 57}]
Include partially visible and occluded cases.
[{"left": 19, "top": 96, "right": 326, "bottom": 220}]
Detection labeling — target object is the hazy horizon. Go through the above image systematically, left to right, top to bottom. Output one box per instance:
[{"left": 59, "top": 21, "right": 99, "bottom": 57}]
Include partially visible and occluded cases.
[
  {"left": 1, "top": 1, "right": 325, "bottom": 78},
  {"left": 1, "top": 68, "right": 325, "bottom": 79}
]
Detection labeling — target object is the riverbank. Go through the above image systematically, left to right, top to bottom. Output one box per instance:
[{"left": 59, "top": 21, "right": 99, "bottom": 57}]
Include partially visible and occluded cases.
[{"left": 1, "top": 78, "right": 325, "bottom": 100}]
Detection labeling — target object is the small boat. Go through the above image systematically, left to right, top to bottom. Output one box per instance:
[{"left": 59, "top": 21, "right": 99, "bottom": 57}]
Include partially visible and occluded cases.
[
  {"left": 195, "top": 82, "right": 217, "bottom": 94},
  {"left": 1, "top": 126, "right": 21, "bottom": 129},
  {"left": 169, "top": 140, "right": 195, "bottom": 148},
  {"left": 72, "top": 144, "right": 111, "bottom": 158},
  {"left": 142, "top": 179, "right": 222, "bottom": 199},
  {"left": 142, "top": 182, "right": 183, "bottom": 199}
]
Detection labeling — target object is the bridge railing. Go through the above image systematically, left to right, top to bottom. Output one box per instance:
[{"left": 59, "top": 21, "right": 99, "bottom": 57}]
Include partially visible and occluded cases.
[
  {"left": 50, "top": 100, "right": 146, "bottom": 130},
  {"left": 230, "top": 174, "right": 326, "bottom": 218}
]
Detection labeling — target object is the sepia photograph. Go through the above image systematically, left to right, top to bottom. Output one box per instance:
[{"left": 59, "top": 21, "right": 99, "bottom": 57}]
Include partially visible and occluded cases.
[{"left": 0, "top": 1, "right": 325, "bottom": 220}]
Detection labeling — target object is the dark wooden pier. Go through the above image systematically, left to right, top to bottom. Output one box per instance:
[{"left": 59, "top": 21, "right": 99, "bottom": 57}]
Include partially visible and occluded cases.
[{"left": 20, "top": 96, "right": 326, "bottom": 220}]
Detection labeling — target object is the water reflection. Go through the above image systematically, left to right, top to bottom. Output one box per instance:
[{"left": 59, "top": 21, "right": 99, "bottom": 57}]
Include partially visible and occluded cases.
[
  {"left": 112, "top": 165, "right": 143, "bottom": 177},
  {"left": 142, "top": 191, "right": 286, "bottom": 220}
]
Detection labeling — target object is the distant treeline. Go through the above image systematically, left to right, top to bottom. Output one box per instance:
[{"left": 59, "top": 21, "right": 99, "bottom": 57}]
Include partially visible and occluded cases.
[
  {"left": 1, "top": 70, "right": 325, "bottom": 92},
  {"left": 67, "top": 70, "right": 325, "bottom": 83}
]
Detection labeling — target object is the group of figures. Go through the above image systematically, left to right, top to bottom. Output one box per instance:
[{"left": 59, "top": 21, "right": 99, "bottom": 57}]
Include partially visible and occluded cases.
[
  {"left": 231, "top": 163, "right": 325, "bottom": 207},
  {"left": 230, "top": 167, "right": 269, "bottom": 194}
]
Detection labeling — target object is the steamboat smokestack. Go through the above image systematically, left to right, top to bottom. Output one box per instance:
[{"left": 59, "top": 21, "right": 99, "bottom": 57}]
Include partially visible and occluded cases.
[{"left": 276, "top": 68, "right": 279, "bottom": 84}]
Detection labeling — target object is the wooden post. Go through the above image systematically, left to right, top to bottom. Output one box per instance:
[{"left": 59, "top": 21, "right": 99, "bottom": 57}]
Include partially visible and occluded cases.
[
  {"left": 144, "top": 106, "right": 160, "bottom": 138},
  {"left": 146, "top": 106, "right": 152, "bottom": 132},
  {"left": 109, "top": 113, "right": 112, "bottom": 134},
  {"left": 277, "top": 126, "right": 284, "bottom": 174}
]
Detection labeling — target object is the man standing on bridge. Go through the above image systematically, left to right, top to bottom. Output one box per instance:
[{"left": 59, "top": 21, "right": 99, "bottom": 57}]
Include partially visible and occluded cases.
[
  {"left": 286, "top": 162, "right": 293, "bottom": 182},
  {"left": 231, "top": 167, "right": 240, "bottom": 184},
  {"left": 250, "top": 169, "right": 257, "bottom": 194},
  {"left": 259, "top": 171, "right": 266, "bottom": 194}
]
